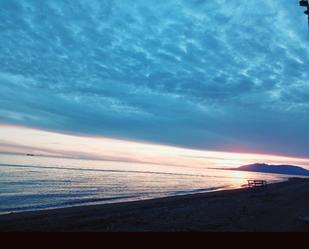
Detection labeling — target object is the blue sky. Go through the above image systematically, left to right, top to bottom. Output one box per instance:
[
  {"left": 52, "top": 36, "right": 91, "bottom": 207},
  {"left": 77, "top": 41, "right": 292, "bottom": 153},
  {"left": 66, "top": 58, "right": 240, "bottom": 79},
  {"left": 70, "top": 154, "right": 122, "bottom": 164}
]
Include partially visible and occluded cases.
[{"left": 0, "top": 0, "right": 308, "bottom": 158}]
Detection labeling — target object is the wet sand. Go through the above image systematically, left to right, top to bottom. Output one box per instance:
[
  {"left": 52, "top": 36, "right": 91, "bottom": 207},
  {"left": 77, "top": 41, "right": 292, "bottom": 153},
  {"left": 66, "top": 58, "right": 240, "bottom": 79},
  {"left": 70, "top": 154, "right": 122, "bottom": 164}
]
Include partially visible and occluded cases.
[{"left": 1, "top": 178, "right": 309, "bottom": 232}]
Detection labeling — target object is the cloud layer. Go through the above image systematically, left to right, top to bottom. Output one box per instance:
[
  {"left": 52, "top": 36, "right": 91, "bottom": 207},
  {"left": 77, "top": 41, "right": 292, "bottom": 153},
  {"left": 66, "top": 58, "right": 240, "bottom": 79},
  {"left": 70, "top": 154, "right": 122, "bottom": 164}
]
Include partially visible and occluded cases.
[{"left": 0, "top": 0, "right": 308, "bottom": 157}]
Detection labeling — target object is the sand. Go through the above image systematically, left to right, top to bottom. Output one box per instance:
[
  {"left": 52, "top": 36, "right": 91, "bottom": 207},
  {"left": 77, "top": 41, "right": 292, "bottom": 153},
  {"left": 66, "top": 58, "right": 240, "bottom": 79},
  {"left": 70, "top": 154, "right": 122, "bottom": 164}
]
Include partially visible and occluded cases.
[{"left": 1, "top": 178, "right": 309, "bottom": 232}]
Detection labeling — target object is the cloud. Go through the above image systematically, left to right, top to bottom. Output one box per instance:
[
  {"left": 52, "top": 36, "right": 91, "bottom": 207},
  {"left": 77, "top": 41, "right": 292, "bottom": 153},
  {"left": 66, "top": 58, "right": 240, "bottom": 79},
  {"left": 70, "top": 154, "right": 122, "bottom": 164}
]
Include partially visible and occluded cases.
[{"left": 0, "top": 0, "right": 308, "bottom": 157}]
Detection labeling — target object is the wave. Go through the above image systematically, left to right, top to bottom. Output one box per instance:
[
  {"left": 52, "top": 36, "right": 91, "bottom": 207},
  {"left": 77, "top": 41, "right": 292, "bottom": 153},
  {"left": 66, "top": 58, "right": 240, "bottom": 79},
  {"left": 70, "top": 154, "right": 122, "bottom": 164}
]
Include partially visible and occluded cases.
[{"left": 0, "top": 163, "right": 249, "bottom": 180}]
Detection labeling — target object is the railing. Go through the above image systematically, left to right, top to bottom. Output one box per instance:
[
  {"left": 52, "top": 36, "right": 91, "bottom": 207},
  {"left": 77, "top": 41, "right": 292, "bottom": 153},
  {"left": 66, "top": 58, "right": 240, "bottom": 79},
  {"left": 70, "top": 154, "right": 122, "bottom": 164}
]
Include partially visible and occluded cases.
[{"left": 247, "top": 180, "right": 267, "bottom": 188}]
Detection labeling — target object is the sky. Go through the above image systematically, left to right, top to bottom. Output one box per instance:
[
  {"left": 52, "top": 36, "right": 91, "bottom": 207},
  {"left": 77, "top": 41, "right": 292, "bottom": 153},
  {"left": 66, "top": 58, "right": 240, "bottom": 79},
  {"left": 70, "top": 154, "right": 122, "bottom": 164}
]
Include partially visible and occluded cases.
[
  {"left": 0, "top": 0, "right": 309, "bottom": 160},
  {"left": 1, "top": 125, "right": 309, "bottom": 169}
]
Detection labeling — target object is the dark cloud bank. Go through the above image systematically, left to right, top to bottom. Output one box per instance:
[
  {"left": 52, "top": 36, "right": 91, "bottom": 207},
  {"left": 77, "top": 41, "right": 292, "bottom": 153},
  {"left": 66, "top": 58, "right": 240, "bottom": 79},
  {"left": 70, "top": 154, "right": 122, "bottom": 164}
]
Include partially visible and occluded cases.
[{"left": 0, "top": 0, "right": 308, "bottom": 157}]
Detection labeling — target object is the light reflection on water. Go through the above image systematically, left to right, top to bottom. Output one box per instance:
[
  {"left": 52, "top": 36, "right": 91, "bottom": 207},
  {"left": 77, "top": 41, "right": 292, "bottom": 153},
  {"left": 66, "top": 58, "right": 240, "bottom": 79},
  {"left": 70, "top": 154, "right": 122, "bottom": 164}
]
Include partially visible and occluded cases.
[{"left": 0, "top": 154, "right": 292, "bottom": 215}]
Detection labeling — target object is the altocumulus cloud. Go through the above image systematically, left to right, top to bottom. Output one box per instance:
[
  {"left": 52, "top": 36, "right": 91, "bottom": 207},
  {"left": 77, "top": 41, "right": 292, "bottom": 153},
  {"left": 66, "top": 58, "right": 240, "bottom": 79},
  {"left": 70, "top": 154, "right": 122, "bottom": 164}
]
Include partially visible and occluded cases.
[{"left": 0, "top": 0, "right": 308, "bottom": 157}]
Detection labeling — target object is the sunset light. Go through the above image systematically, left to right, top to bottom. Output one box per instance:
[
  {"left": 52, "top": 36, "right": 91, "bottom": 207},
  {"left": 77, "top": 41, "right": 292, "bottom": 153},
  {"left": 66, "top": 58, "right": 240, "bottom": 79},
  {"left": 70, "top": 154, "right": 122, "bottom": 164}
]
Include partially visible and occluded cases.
[
  {"left": 1, "top": 0, "right": 308, "bottom": 233},
  {"left": 1, "top": 124, "right": 308, "bottom": 170}
]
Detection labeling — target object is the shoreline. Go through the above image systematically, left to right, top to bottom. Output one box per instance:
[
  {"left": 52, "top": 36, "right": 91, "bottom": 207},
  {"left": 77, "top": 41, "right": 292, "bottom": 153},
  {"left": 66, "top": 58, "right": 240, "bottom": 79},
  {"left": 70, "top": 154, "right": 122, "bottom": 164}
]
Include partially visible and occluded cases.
[
  {"left": 0, "top": 162, "right": 293, "bottom": 217},
  {"left": 1, "top": 178, "right": 309, "bottom": 232},
  {"left": 0, "top": 184, "right": 242, "bottom": 217}
]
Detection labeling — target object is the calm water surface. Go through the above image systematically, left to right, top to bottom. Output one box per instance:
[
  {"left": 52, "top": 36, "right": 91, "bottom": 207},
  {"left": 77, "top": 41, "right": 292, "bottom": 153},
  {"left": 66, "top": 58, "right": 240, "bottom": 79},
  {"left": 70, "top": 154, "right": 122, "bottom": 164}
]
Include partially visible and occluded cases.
[{"left": 0, "top": 154, "right": 291, "bottom": 215}]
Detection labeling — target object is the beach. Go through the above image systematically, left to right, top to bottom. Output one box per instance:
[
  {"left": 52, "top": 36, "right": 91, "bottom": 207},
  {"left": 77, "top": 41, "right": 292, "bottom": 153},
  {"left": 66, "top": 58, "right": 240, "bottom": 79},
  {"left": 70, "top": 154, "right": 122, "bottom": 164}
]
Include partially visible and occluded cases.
[{"left": 1, "top": 178, "right": 309, "bottom": 232}]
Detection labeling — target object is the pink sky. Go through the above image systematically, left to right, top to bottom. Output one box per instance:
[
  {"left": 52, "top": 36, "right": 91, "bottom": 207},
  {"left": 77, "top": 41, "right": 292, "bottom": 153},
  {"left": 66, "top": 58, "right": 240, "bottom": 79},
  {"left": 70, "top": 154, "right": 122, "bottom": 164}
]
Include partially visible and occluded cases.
[{"left": 1, "top": 124, "right": 309, "bottom": 169}]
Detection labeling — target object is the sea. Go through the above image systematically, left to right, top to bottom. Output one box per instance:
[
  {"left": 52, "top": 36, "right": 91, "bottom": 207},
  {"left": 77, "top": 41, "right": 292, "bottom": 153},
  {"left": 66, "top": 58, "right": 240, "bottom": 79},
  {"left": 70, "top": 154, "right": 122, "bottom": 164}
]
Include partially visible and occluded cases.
[{"left": 0, "top": 153, "right": 293, "bottom": 215}]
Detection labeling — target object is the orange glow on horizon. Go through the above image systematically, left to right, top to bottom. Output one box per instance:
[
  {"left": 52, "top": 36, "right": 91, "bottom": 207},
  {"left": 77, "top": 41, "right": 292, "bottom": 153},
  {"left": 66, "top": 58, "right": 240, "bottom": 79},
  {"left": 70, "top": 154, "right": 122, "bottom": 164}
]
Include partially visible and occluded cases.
[{"left": 0, "top": 124, "right": 309, "bottom": 170}]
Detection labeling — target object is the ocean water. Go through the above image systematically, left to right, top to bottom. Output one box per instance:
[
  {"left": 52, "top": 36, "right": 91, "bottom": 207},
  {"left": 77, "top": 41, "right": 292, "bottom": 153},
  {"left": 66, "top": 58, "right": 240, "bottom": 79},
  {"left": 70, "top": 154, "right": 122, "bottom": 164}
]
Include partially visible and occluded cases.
[{"left": 0, "top": 154, "right": 291, "bottom": 215}]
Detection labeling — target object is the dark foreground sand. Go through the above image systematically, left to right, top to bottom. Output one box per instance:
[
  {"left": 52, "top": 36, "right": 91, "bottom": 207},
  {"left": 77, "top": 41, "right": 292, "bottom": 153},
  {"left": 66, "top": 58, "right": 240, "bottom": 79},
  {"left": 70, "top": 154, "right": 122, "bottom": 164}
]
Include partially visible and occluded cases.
[{"left": 1, "top": 178, "right": 309, "bottom": 232}]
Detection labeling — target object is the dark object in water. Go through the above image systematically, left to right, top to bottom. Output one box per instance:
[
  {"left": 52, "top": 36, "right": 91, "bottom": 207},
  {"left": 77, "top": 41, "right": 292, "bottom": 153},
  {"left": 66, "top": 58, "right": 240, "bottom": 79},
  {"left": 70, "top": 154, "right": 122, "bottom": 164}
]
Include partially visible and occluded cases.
[{"left": 26, "top": 154, "right": 35, "bottom": 157}]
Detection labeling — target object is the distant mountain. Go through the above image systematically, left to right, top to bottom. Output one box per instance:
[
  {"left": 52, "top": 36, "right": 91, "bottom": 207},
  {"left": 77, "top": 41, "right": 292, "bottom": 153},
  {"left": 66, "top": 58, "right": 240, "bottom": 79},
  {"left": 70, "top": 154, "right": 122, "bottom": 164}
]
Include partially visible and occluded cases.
[{"left": 229, "top": 163, "right": 309, "bottom": 176}]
